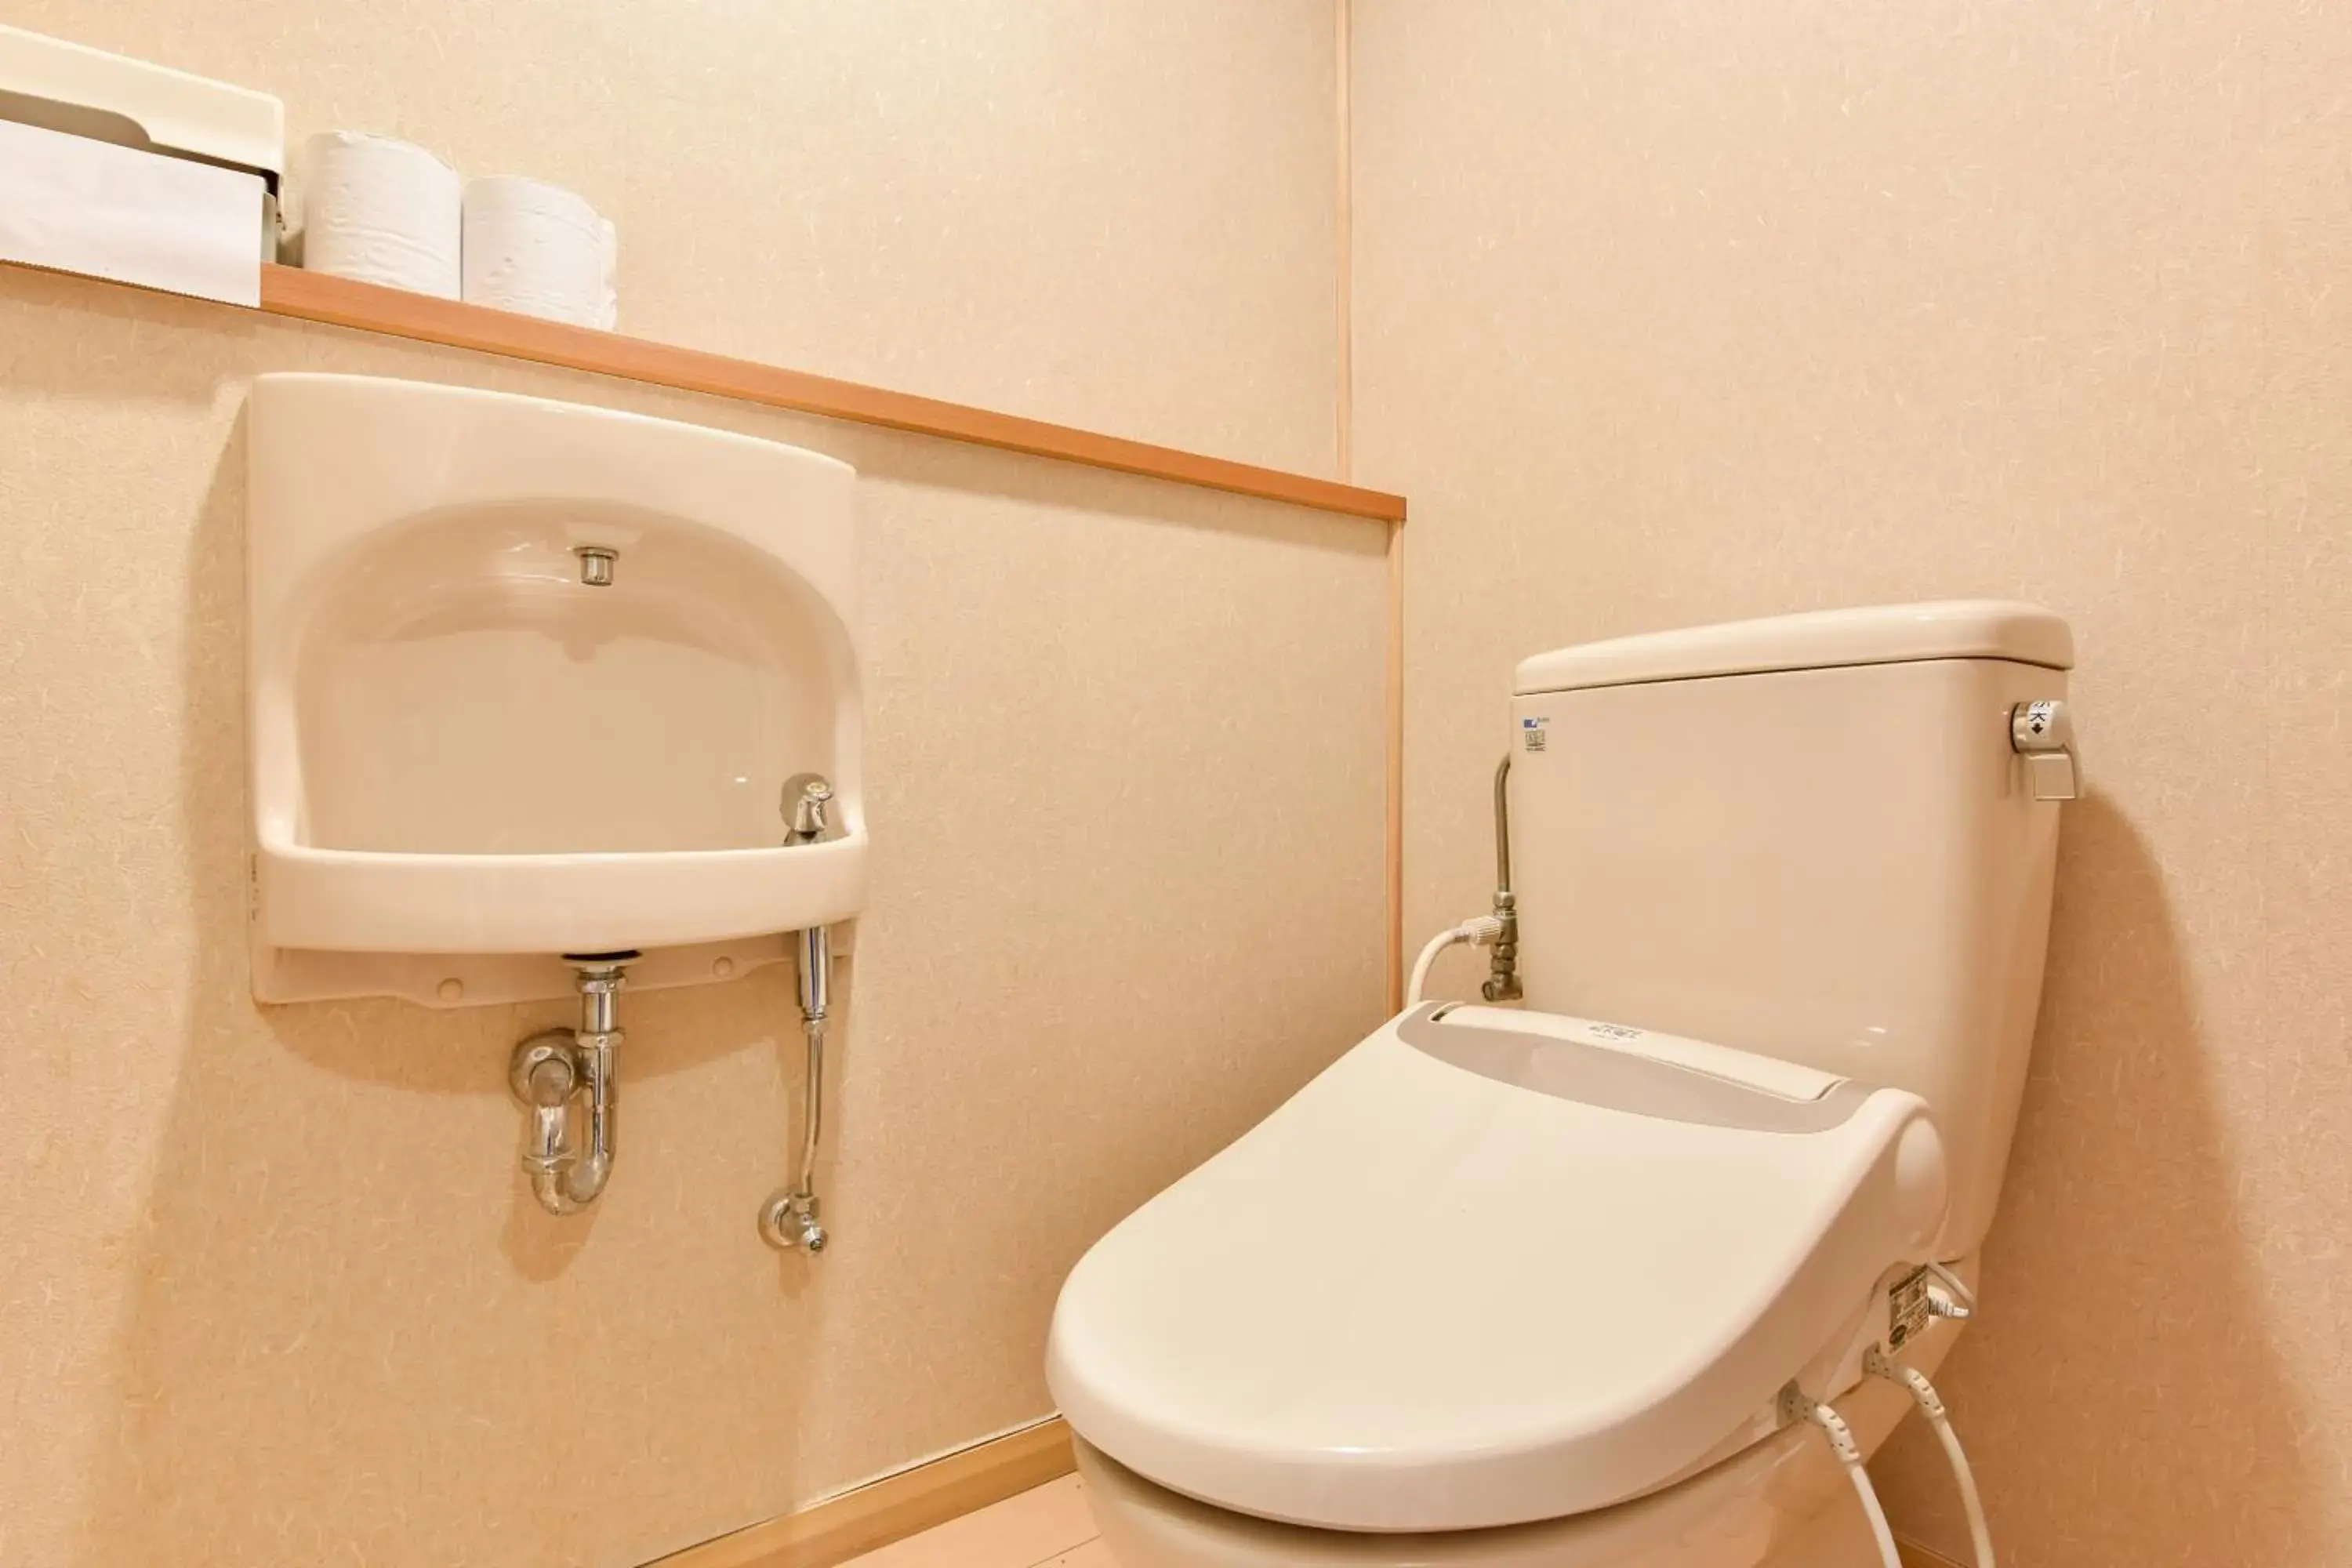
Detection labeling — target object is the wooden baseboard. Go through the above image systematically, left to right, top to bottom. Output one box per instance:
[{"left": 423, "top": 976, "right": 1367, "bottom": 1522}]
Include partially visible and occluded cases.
[
  {"left": 647, "top": 1417, "right": 1965, "bottom": 1568},
  {"left": 649, "top": 1417, "right": 1076, "bottom": 1568},
  {"left": 1896, "top": 1535, "right": 1968, "bottom": 1568}
]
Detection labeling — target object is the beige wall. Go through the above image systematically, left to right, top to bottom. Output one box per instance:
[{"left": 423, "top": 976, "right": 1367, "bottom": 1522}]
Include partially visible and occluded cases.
[
  {"left": 8, "top": 0, "right": 1343, "bottom": 476},
  {"left": 1352, "top": 2, "right": 2350, "bottom": 1564},
  {"left": 0, "top": 7, "right": 1383, "bottom": 1567}
]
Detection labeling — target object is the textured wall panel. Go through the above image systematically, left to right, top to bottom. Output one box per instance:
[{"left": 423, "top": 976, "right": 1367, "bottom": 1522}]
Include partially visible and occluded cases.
[
  {"left": 1352, "top": 2, "right": 2350, "bottom": 1562},
  {"left": 0, "top": 6, "right": 1373, "bottom": 1563}
]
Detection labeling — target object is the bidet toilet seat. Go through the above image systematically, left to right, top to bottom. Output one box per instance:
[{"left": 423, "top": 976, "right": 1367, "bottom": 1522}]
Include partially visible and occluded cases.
[
  {"left": 1046, "top": 1005, "right": 1951, "bottom": 1535},
  {"left": 1067, "top": 1320, "right": 1961, "bottom": 1568}
]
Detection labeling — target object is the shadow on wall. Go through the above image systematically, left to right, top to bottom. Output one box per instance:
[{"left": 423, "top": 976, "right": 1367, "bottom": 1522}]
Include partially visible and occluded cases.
[
  {"left": 71, "top": 415, "right": 824, "bottom": 1568},
  {"left": 1873, "top": 791, "right": 2314, "bottom": 1564}
]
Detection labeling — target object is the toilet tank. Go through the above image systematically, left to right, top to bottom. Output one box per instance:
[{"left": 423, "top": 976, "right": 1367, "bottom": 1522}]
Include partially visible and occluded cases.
[{"left": 1508, "top": 601, "right": 2073, "bottom": 1259}]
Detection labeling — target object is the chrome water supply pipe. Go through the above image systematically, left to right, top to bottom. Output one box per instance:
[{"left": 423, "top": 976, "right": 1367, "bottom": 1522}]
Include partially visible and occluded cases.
[
  {"left": 1400, "top": 753, "right": 1523, "bottom": 1009},
  {"left": 1483, "top": 753, "right": 1523, "bottom": 1001},
  {"left": 763, "top": 773, "right": 837, "bottom": 1252},
  {"left": 760, "top": 924, "right": 832, "bottom": 1251},
  {"left": 509, "top": 954, "right": 634, "bottom": 1214}
]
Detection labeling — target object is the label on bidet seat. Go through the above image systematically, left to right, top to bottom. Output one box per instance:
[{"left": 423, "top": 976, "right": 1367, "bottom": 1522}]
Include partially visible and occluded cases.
[
  {"left": 1521, "top": 715, "right": 1549, "bottom": 752},
  {"left": 1889, "top": 1267, "right": 1933, "bottom": 1350}
]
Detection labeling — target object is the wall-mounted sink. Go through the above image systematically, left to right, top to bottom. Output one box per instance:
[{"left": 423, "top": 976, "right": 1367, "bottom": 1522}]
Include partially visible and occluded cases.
[{"left": 246, "top": 373, "right": 864, "bottom": 1006}]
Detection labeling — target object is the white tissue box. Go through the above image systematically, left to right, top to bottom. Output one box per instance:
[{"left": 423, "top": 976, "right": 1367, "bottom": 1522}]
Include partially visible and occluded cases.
[
  {"left": 0, "top": 24, "right": 281, "bottom": 305},
  {"left": 0, "top": 118, "right": 267, "bottom": 304}
]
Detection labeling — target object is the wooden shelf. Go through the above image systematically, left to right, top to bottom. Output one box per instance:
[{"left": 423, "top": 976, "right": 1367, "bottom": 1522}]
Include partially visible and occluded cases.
[
  {"left": 2, "top": 256, "right": 1403, "bottom": 521},
  {"left": 249, "top": 266, "right": 1406, "bottom": 522}
]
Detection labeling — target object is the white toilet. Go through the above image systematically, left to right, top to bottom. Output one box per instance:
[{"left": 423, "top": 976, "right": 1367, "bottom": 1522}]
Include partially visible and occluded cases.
[{"left": 1047, "top": 602, "right": 2076, "bottom": 1566}]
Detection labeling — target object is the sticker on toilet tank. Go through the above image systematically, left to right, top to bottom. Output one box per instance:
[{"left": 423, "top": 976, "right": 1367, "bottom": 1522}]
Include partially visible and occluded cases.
[{"left": 1521, "top": 715, "right": 1549, "bottom": 752}]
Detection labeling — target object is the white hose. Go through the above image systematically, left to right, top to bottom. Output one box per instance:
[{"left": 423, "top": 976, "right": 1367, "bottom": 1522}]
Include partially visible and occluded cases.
[
  {"left": 1406, "top": 916, "right": 1505, "bottom": 1006},
  {"left": 1406, "top": 931, "right": 1457, "bottom": 1006},
  {"left": 1870, "top": 1350, "right": 1994, "bottom": 1568},
  {"left": 1790, "top": 1391, "right": 1901, "bottom": 1568},
  {"left": 1927, "top": 1403, "right": 1996, "bottom": 1567},
  {"left": 1845, "top": 1460, "right": 1904, "bottom": 1568}
]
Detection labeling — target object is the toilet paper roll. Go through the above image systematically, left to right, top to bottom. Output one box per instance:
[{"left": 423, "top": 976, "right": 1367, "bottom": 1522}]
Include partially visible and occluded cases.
[
  {"left": 297, "top": 132, "right": 462, "bottom": 297},
  {"left": 462, "top": 176, "right": 617, "bottom": 329}
]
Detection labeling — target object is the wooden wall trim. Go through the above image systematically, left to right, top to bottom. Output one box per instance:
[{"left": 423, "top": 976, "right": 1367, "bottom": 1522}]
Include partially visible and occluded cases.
[
  {"left": 1334, "top": 0, "right": 1356, "bottom": 482},
  {"left": 1337, "top": 0, "right": 1405, "bottom": 1014},
  {"left": 0, "top": 257, "right": 1405, "bottom": 522},
  {"left": 261, "top": 266, "right": 1406, "bottom": 521},
  {"left": 1384, "top": 520, "right": 1406, "bottom": 1012},
  {"left": 644, "top": 1414, "right": 1971, "bottom": 1568},
  {"left": 648, "top": 1418, "right": 1076, "bottom": 1568},
  {"left": 1895, "top": 1534, "right": 1969, "bottom": 1568}
]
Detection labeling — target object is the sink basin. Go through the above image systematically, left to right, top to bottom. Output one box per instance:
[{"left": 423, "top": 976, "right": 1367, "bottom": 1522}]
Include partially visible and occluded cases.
[{"left": 246, "top": 374, "right": 864, "bottom": 1004}]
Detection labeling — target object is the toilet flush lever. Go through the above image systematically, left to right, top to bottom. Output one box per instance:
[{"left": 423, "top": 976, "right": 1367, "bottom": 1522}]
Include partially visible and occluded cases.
[{"left": 2009, "top": 700, "right": 2079, "bottom": 801}]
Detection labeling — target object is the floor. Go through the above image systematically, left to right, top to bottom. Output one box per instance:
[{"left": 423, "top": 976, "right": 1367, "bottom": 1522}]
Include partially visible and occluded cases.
[
  {"left": 833, "top": 1468, "right": 1928, "bottom": 1568},
  {"left": 840, "top": 1475, "right": 1113, "bottom": 1568}
]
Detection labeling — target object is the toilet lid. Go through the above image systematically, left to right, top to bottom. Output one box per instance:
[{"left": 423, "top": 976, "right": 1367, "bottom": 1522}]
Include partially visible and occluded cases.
[{"left": 1046, "top": 1004, "right": 1948, "bottom": 1534}]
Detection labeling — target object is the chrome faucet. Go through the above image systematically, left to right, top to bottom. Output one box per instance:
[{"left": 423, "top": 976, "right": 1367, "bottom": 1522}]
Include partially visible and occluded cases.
[{"left": 782, "top": 773, "right": 834, "bottom": 844}]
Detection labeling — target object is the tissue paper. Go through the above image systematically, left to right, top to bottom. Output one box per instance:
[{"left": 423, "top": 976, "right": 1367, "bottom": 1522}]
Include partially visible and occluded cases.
[
  {"left": 0, "top": 117, "right": 263, "bottom": 306},
  {"left": 299, "top": 131, "right": 461, "bottom": 297},
  {"left": 463, "top": 176, "right": 616, "bottom": 328}
]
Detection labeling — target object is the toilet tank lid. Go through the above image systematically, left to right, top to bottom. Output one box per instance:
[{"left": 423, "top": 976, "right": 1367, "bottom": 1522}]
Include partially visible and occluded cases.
[{"left": 1514, "top": 600, "right": 2073, "bottom": 695}]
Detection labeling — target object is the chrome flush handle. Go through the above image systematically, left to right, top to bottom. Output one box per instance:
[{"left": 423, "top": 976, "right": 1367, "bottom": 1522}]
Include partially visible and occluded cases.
[{"left": 2009, "top": 700, "right": 2079, "bottom": 801}]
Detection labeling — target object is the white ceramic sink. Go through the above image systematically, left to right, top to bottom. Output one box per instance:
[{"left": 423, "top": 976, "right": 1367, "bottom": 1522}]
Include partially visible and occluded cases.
[{"left": 246, "top": 374, "right": 864, "bottom": 1004}]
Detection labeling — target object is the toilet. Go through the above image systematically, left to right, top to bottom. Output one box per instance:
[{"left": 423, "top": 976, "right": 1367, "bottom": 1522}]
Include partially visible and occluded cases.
[{"left": 1047, "top": 602, "right": 2076, "bottom": 1566}]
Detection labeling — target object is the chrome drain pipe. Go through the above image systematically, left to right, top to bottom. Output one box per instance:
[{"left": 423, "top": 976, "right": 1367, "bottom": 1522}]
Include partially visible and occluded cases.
[{"left": 510, "top": 955, "right": 633, "bottom": 1215}]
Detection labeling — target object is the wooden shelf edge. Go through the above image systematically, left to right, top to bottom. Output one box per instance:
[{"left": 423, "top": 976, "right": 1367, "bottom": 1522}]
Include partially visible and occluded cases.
[
  {"left": 1, "top": 256, "right": 1403, "bottom": 521},
  {"left": 248, "top": 266, "right": 1405, "bottom": 523}
]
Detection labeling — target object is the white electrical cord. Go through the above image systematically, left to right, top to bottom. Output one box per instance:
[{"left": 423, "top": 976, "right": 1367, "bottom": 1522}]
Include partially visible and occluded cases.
[
  {"left": 1406, "top": 916, "right": 1506, "bottom": 1006},
  {"left": 1923, "top": 1259, "right": 1977, "bottom": 1318},
  {"left": 1868, "top": 1348, "right": 1995, "bottom": 1568},
  {"left": 1785, "top": 1387, "right": 1902, "bottom": 1568}
]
